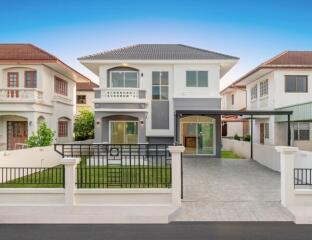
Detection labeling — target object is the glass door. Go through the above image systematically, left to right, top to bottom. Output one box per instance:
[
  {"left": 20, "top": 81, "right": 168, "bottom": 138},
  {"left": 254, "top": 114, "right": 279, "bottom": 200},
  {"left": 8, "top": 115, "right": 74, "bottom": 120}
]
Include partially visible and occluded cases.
[
  {"left": 110, "top": 121, "right": 138, "bottom": 144},
  {"left": 197, "top": 123, "right": 214, "bottom": 155}
]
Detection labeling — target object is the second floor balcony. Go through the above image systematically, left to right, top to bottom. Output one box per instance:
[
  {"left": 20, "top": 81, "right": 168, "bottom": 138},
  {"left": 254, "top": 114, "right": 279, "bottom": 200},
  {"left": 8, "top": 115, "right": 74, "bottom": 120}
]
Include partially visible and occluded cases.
[
  {"left": 0, "top": 88, "right": 44, "bottom": 103},
  {"left": 94, "top": 88, "right": 147, "bottom": 103}
]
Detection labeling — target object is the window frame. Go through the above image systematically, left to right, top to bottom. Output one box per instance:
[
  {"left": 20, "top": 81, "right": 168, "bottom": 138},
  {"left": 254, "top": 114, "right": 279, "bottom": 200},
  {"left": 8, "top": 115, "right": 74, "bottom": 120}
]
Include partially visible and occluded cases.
[
  {"left": 24, "top": 71, "right": 37, "bottom": 88},
  {"left": 110, "top": 71, "right": 139, "bottom": 88},
  {"left": 152, "top": 71, "right": 169, "bottom": 101},
  {"left": 186, "top": 71, "right": 208, "bottom": 88},
  {"left": 7, "top": 72, "right": 19, "bottom": 88},
  {"left": 285, "top": 75, "right": 308, "bottom": 93},
  {"left": 54, "top": 77, "right": 68, "bottom": 96},
  {"left": 260, "top": 79, "right": 268, "bottom": 98},
  {"left": 250, "top": 84, "right": 258, "bottom": 101},
  {"left": 231, "top": 94, "right": 234, "bottom": 105},
  {"left": 76, "top": 95, "right": 87, "bottom": 104},
  {"left": 58, "top": 120, "right": 68, "bottom": 137},
  {"left": 294, "top": 122, "right": 310, "bottom": 141},
  {"left": 264, "top": 123, "right": 269, "bottom": 139}
]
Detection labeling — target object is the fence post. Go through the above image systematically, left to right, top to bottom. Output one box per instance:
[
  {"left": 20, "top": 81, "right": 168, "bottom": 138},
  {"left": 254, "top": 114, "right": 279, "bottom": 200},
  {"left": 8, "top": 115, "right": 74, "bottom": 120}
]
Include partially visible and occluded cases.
[
  {"left": 168, "top": 145, "right": 185, "bottom": 207},
  {"left": 275, "top": 146, "right": 298, "bottom": 207},
  {"left": 61, "top": 157, "right": 81, "bottom": 206}
]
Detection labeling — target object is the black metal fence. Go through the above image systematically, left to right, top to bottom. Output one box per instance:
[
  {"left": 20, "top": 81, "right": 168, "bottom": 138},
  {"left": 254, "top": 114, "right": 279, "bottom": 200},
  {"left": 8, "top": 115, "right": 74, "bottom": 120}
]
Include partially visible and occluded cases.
[
  {"left": 55, "top": 144, "right": 172, "bottom": 188},
  {"left": 0, "top": 166, "right": 65, "bottom": 188},
  {"left": 294, "top": 168, "right": 312, "bottom": 187}
]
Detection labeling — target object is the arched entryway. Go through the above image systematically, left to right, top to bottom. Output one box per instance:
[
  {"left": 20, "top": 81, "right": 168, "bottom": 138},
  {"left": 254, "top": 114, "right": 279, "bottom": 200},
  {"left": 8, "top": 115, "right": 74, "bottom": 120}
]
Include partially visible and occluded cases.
[{"left": 180, "top": 115, "right": 216, "bottom": 155}]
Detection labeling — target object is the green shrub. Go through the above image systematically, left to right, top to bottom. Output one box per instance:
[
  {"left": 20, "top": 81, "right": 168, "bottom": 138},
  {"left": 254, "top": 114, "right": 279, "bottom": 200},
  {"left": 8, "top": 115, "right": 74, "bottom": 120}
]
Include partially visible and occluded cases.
[
  {"left": 74, "top": 109, "right": 95, "bottom": 141},
  {"left": 26, "top": 122, "right": 55, "bottom": 147},
  {"left": 234, "top": 134, "right": 240, "bottom": 141},
  {"left": 244, "top": 134, "right": 251, "bottom": 142}
]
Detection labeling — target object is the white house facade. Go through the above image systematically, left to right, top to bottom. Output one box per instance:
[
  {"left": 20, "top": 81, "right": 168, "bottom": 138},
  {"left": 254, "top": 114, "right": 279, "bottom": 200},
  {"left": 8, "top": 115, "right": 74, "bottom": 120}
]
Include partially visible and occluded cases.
[
  {"left": 0, "top": 44, "right": 89, "bottom": 150},
  {"left": 79, "top": 44, "right": 238, "bottom": 156},
  {"left": 234, "top": 51, "right": 312, "bottom": 151},
  {"left": 76, "top": 81, "right": 99, "bottom": 112},
  {"left": 220, "top": 86, "right": 248, "bottom": 138}
]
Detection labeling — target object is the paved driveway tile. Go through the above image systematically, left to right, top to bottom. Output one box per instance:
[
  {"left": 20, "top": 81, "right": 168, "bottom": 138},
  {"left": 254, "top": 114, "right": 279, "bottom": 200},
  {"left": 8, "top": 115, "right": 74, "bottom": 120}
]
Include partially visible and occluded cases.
[{"left": 174, "top": 157, "right": 293, "bottom": 221}]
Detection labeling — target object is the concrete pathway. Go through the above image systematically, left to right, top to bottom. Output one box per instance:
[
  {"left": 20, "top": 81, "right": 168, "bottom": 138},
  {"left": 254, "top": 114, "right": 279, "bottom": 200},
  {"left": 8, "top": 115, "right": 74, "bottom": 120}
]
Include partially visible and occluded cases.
[{"left": 174, "top": 157, "right": 293, "bottom": 221}]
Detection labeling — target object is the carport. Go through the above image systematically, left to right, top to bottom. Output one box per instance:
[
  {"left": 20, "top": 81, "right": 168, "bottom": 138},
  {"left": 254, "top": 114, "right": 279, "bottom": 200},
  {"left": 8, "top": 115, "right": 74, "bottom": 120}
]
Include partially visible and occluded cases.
[{"left": 175, "top": 110, "right": 293, "bottom": 159}]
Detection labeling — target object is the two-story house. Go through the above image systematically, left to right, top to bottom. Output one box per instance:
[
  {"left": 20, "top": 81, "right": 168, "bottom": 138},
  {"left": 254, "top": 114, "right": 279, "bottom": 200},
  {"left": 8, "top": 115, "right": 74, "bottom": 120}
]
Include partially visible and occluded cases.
[
  {"left": 0, "top": 44, "right": 89, "bottom": 150},
  {"left": 79, "top": 44, "right": 238, "bottom": 156},
  {"left": 233, "top": 51, "right": 312, "bottom": 151},
  {"left": 76, "top": 80, "right": 99, "bottom": 112},
  {"left": 220, "top": 86, "right": 248, "bottom": 138}
]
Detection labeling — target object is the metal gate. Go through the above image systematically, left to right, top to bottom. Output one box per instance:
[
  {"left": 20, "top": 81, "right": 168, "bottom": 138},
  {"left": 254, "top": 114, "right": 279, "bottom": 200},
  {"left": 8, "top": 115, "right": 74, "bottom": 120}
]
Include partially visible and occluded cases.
[{"left": 55, "top": 143, "right": 172, "bottom": 188}]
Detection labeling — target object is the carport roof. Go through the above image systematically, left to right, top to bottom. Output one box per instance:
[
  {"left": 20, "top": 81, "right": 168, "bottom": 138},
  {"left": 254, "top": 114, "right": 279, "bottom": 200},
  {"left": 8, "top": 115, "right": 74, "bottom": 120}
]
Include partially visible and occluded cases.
[{"left": 175, "top": 110, "right": 293, "bottom": 116}]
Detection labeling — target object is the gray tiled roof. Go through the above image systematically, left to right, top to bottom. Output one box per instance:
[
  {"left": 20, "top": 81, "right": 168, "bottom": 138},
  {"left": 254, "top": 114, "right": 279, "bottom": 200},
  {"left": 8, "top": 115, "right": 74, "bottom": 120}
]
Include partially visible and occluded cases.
[{"left": 79, "top": 44, "right": 238, "bottom": 61}]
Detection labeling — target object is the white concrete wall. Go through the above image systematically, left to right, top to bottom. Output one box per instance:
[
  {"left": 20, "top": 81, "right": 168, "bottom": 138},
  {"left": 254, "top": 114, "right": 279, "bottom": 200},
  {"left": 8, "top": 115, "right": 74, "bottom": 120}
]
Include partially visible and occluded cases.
[
  {"left": 221, "top": 88, "right": 246, "bottom": 111},
  {"left": 76, "top": 90, "right": 94, "bottom": 112},
  {"left": 226, "top": 122, "right": 244, "bottom": 137},
  {"left": 221, "top": 138, "right": 250, "bottom": 159},
  {"left": 253, "top": 143, "right": 281, "bottom": 171},
  {"left": 0, "top": 146, "right": 62, "bottom": 167}
]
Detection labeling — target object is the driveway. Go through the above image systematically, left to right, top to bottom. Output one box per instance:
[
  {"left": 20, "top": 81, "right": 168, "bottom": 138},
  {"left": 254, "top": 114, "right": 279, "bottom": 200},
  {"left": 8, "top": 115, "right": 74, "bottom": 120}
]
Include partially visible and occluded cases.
[{"left": 174, "top": 157, "right": 293, "bottom": 221}]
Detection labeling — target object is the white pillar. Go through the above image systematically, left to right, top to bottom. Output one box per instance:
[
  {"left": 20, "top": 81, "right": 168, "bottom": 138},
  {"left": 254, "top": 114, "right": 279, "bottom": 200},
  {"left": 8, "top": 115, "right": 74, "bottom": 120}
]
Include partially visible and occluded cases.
[
  {"left": 168, "top": 145, "right": 185, "bottom": 207},
  {"left": 275, "top": 146, "right": 298, "bottom": 207},
  {"left": 61, "top": 157, "right": 80, "bottom": 206}
]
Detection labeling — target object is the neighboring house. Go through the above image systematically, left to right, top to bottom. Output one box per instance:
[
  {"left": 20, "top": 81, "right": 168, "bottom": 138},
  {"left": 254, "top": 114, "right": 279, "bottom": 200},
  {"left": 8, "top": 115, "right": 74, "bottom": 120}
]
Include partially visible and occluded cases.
[
  {"left": 0, "top": 44, "right": 89, "bottom": 150},
  {"left": 79, "top": 44, "right": 238, "bottom": 156},
  {"left": 233, "top": 51, "right": 312, "bottom": 151},
  {"left": 76, "top": 81, "right": 99, "bottom": 112},
  {"left": 220, "top": 86, "right": 248, "bottom": 138}
]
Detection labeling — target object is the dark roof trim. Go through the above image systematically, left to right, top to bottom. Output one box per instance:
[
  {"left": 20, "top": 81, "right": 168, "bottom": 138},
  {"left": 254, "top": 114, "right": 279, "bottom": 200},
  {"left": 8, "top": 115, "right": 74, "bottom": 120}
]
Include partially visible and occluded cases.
[{"left": 176, "top": 110, "right": 293, "bottom": 116}]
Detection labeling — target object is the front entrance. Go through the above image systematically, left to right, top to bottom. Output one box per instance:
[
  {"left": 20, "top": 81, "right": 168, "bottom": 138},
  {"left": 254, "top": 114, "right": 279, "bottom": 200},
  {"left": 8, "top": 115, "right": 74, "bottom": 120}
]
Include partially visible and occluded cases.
[
  {"left": 180, "top": 116, "right": 215, "bottom": 155},
  {"left": 7, "top": 121, "right": 28, "bottom": 150},
  {"left": 109, "top": 121, "right": 138, "bottom": 144},
  {"left": 260, "top": 123, "right": 265, "bottom": 144}
]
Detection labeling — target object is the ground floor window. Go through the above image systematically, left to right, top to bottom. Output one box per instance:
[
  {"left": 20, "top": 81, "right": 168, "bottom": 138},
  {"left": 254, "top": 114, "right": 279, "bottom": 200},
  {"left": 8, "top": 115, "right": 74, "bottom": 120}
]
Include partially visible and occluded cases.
[
  {"left": 180, "top": 116, "right": 215, "bottom": 155},
  {"left": 58, "top": 120, "right": 69, "bottom": 137},
  {"left": 7, "top": 121, "right": 28, "bottom": 150},
  {"left": 110, "top": 121, "right": 138, "bottom": 144},
  {"left": 294, "top": 122, "right": 310, "bottom": 141}
]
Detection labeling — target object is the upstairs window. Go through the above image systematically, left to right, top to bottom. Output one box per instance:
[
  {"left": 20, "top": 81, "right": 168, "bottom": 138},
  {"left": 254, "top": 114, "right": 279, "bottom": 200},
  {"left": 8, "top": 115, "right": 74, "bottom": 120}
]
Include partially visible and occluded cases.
[
  {"left": 25, "top": 71, "right": 37, "bottom": 88},
  {"left": 111, "top": 71, "right": 138, "bottom": 88},
  {"left": 152, "top": 71, "right": 169, "bottom": 100},
  {"left": 186, "top": 71, "right": 208, "bottom": 87},
  {"left": 7, "top": 72, "right": 19, "bottom": 87},
  {"left": 285, "top": 75, "right": 308, "bottom": 93},
  {"left": 54, "top": 77, "right": 68, "bottom": 96},
  {"left": 260, "top": 79, "right": 268, "bottom": 97},
  {"left": 251, "top": 84, "right": 257, "bottom": 100},
  {"left": 231, "top": 94, "right": 234, "bottom": 105},
  {"left": 77, "top": 95, "right": 86, "bottom": 104},
  {"left": 294, "top": 122, "right": 310, "bottom": 141}
]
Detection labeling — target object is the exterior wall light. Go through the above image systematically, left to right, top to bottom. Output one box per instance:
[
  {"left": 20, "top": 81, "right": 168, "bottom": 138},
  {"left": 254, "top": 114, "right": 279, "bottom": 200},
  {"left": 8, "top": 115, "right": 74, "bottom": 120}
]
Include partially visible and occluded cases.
[{"left": 140, "top": 120, "right": 144, "bottom": 127}]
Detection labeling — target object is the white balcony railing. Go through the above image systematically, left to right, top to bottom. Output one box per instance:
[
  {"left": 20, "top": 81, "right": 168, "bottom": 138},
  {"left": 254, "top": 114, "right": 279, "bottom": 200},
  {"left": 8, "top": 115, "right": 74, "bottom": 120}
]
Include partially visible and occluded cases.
[
  {"left": 0, "top": 88, "right": 43, "bottom": 102},
  {"left": 95, "top": 88, "right": 146, "bottom": 102}
]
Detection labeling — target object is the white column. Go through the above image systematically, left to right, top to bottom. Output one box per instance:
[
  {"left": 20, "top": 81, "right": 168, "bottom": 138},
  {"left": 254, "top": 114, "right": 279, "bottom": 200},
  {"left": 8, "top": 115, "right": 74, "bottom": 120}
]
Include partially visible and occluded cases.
[
  {"left": 168, "top": 145, "right": 185, "bottom": 207},
  {"left": 275, "top": 146, "right": 298, "bottom": 207},
  {"left": 61, "top": 157, "right": 81, "bottom": 206}
]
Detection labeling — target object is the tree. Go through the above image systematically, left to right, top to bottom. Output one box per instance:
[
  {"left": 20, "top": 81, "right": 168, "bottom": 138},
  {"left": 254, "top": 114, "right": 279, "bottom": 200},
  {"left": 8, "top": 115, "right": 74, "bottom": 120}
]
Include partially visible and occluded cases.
[
  {"left": 74, "top": 109, "right": 95, "bottom": 141},
  {"left": 26, "top": 122, "right": 55, "bottom": 147}
]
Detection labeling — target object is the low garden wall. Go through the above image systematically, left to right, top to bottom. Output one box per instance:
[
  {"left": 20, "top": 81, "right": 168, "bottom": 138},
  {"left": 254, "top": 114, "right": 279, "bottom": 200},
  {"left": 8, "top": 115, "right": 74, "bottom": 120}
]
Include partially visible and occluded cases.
[
  {"left": 222, "top": 138, "right": 312, "bottom": 172},
  {"left": 0, "top": 146, "right": 62, "bottom": 168}
]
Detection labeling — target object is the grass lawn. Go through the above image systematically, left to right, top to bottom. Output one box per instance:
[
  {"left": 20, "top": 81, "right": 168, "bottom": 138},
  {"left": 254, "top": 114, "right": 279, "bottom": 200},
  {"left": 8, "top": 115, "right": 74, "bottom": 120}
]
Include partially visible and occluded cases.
[
  {"left": 221, "top": 150, "right": 243, "bottom": 159},
  {"left": 0, "top": 159, "right": 171, "bottom": 188}
]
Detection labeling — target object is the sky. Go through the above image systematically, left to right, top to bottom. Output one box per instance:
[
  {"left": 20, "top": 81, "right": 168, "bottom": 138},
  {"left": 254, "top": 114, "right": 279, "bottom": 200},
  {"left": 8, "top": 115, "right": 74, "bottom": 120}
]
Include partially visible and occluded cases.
[{"left": 1, "top": 0, "right": 312, "bottom": 89}]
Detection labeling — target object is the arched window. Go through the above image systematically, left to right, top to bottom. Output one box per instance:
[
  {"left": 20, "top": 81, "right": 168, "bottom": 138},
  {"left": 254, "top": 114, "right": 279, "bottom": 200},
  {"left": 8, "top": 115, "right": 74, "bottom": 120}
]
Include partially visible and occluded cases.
[
  {"left": 37, "top": 116, "right": 45, "bottom": 127},
  {"left": 58, "top": 117, "right": 70, "bottom": 137}
]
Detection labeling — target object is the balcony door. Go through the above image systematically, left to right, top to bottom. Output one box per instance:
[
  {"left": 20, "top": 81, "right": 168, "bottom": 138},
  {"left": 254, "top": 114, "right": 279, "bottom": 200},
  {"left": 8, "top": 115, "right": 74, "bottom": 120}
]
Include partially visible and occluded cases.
[
  {"left": 7, "top": 72, "right": 19, "bottom": 98},
  {"left": 110, "top": 121, "right": 138, "bottom": 144}
]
